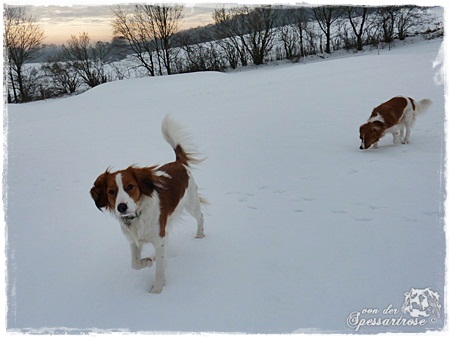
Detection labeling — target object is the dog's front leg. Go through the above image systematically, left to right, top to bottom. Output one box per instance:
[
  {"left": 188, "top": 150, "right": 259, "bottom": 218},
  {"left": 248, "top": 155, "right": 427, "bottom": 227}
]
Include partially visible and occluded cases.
[
  {"left": 392, "top": 126, "right": 402, "bottom": 145},
  {"left": 150, "top": 236, "right": 167, "bottom": 294},
  {"left": 130, "top": 243, "right": 153, "bottom": 270},
  {"left": 130, "top": 243, "right": 142, "bottom": 269}
]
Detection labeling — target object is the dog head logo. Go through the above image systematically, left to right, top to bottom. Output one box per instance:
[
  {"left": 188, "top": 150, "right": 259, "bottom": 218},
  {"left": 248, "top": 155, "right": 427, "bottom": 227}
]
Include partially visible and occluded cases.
[{"left": 401, "top": 288, "right": 441, "bottom": 319}]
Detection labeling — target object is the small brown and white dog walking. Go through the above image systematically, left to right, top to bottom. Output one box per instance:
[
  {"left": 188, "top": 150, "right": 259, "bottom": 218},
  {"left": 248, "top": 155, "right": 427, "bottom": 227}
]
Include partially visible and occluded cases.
[
  {"left": 359, "top": 96, "right": 432, "bottom": 150},
  {"left": 90, "top": 115, "right": 205, "bottom": 294}
]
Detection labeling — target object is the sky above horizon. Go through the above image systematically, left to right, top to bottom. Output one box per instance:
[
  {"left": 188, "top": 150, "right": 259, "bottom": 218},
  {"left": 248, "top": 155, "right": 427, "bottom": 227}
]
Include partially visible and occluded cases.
[{"left": 20, "top": 3, "right": 218, "bottom": 45}]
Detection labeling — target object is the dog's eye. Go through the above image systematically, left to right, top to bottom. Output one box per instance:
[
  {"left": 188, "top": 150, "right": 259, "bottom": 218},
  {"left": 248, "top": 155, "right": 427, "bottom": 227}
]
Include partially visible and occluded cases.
[
  {"left": 126, "top": 184, "right": 134, "bottom": 191},
  {"left": 108, "top": 189, "right": 116, "bottom": 196}
]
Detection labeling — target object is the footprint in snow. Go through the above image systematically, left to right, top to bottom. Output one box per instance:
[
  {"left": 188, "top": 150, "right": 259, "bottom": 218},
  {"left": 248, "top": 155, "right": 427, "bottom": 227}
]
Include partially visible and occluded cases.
[
  {"left": 226, "top": 191, "right": 241, "bottom": 195},
  {"left": 368, "top": 205, "right": 387, "bottom": 210},
  {"left": 354, "top": 217, "right": 373, "bottom": 222}
]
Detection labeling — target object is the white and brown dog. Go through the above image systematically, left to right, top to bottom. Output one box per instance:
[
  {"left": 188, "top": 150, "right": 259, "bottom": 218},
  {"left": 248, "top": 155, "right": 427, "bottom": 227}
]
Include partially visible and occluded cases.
[
  {"left": 359, "top": 96, "right": 431, "bottom": 150},
  {"left": 90, "top": 115, "right": 205, "bottom": 294}
]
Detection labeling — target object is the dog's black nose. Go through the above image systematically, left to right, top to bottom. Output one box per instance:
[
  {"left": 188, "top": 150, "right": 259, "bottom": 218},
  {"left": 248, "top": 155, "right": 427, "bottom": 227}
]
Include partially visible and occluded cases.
[
  {"left": 359, "top": 145, "right": 364, "bottom": 150},
  {"left": 117, "top": 203, "right": 128, "bottom": 214}
]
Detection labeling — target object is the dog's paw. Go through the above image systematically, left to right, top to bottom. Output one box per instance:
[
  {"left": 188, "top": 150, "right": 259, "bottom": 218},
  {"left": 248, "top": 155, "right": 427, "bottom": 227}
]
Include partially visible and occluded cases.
[
  {"left": 195, "top": 233, "right": 205, "bottom": 239},
  {"left": 132, "top": 257, "right": 153, "bottom": 270},
  {"left": 142, "top": 257, "right": 153, "bottom": 268},
  {"left": 149, "top": 285, "right": 163, "bottom": 294}
]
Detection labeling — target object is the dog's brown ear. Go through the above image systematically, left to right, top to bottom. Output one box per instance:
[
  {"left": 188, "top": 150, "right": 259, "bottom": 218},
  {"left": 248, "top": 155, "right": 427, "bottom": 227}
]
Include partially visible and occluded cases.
[
  {"left": 372, "top": 124, "right": 382, "bottom": 133},
  {"left": 359, "top": 125, "right": 365, "bottom": 136},
  {"left": 130, "top": 166, "right": 159, "bottom": 196},
  {"left": 90, "top": 170, "right": 109, "bottom": 210}
]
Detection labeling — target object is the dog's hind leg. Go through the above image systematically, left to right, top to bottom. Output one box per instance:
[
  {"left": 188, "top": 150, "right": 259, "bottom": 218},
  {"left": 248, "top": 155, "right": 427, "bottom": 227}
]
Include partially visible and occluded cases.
[
  {"left": 401, "top": 109, "right": 415, "bottom": 144},
  {"left": 403, "top": 123, "right": 412, "bottom": 144},
  {"left": 185, "top": 176, "right": 205, "bottom": 239},
  {"left": 187, "top": 192, "right": 205, "bottom": 239},
  {"left": 194, "top": 211, "right": 205, "bottom": 239}
]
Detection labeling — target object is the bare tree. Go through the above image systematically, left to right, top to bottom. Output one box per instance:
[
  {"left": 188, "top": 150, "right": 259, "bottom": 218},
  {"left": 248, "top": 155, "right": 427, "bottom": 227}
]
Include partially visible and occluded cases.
[
  {"left": 112, "top": 4, "right": 184, "bottom": 76},
  {"left": 142, "top": 4, "right": 184, "bottom": 75},
  {"left": 3, "top": 5, "right": 44, "bottom": 103},
  {"left": 112, "top": 5, "right": 157, "bottom": 76},
  {"left": 213, "top": 5, "right": 278, "bottom": 66},
  {"left": 241, "top": 5, "right": 278, "bottom": 65},
  {"left": 312, "top": 6, "right": 342, "bottom": 54},
  {"left": 345, "top": 6, "right": 369, "bottom": 51},
  {"left": 395, "top": 6, "right": 423, "bottom": 40},
  {"left": 213, "top": 7, "right": 249, "bottom": 67},
  {"left": 278, "top": 7, "right": 312, "bottom": 60},
  {"left": 376, "top": 7, "right": 397, "bottom": 44},
  {"left": 292, "top": 8, "right": 311, "bottom": 58},
  {"left": 279, "top": 10, "right": 300, "bottom": 60},
  {"left": 62, "top": 32, "right": 110, "bottom": 88},
  {"left": 177, "top": 32, "right": 226, "bottom": 73},
  {"left": 218, "top": 38, "right": 241, "bottom": 69},
  {"left": 41, "top": 54, "right": 82, "bottom": 95}
]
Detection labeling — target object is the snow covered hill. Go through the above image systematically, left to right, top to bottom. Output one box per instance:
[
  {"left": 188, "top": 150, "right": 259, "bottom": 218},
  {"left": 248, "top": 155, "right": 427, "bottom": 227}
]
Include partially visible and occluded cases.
[{"left": 5, "top": 38, "right": 446, "bottom": 334}]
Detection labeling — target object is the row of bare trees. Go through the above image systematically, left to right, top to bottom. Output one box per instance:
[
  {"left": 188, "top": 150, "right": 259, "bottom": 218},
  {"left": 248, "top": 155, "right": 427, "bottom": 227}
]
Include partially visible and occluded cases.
[
  {"left": 4, "top": 4, "right": 441, "bottom": 103},
  {"left": 4, "top": 4, "right": 184, "bottom": 103},
  {"left": 188, "top": 5, "right": 438, "bottom": 70},
  {"left": 4, "top": 6, "right": 114, "bottom": 102}
]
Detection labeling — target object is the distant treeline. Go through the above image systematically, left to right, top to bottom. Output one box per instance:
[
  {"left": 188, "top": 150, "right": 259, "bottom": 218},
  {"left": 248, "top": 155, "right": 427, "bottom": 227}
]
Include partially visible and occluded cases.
[{"left": 4, "top": 4, "right": 443, "bottom": 103}]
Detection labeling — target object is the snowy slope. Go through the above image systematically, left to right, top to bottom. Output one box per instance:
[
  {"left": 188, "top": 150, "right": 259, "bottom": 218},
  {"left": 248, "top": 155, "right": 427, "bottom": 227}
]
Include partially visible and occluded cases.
[{"left": 5, "top": 38, "right": 446, "bottom": 334}]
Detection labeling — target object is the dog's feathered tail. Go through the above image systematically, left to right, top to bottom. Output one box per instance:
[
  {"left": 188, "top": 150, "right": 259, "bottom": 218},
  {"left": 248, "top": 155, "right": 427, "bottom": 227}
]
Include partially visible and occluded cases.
[
  {"left": 414, "top": 98, "right": 432, "bottom": 114},
  {"left": 161, "top": 114, "right": 204, "bottom": 166}
]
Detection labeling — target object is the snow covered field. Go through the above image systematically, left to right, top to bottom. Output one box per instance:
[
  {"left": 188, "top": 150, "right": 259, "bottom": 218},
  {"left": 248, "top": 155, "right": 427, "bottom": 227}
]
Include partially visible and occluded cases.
[{"left": 4, "top": 37, "right": 446, "bottom": 334}]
